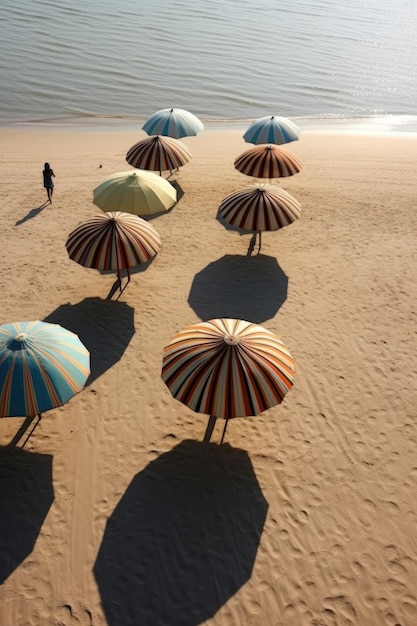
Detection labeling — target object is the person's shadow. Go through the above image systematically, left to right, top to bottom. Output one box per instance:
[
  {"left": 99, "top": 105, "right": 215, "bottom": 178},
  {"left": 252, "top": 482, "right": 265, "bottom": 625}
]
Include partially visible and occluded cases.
[
  {"left": 15, "top": 202, "right": 49, "bottom": 225},
  {"left": 188, "top": 254, "right": 288, "bottom": 323},
  {"left": 43, "top": 297, "right": 135, "bottom": 386},
  {"left": 94, "top": 440, "right": 268, "bottom": 626},
  {"left": 0, "top": 446, "right": 54, "bottom": 584}
]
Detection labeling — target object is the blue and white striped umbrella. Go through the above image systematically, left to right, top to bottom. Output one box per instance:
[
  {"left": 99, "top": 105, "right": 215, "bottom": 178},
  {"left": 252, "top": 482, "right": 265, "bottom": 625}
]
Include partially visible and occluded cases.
[
  {"left": 142, "top": 108, "right": 204, "bottom": 139},
  {"left": 243, "top": 116, "right": 300, "bottom": 145},
  {"left": 0, "top": 321, "right": 90, "bottom": 417}
]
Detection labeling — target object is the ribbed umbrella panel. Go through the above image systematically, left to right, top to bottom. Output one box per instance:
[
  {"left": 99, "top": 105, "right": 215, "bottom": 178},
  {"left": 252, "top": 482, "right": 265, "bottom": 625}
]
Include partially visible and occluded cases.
[
  {"left": 142, "top": 108, "right": 204, "bottom": 139},
  {"left": 243, "top": 115, "right": 300, "bottom": 145},
  {"left": 126, "top": 135, "right": 192, "bottom": 175},
  {"left": 234, "top": 145, "right": 303, "bottom": 179},
  {"left": 93, "top": 170, "right": 177, "bottom": 217},
  {"left": 219, "top": 184, "right": 301, "bottom": 232},
  {"left": 66, "top": 213, "right": 161, "bottom": 271},
  {"left": 162, "top": 319, "right": 295, "bottom": 420},
  {"left": 0, "top": 321, "right": 90, "bottom": 418}
]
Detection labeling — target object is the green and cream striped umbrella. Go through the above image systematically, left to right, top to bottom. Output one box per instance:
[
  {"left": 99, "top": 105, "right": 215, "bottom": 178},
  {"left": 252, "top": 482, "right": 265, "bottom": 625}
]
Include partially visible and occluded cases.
[
  {"left": 93, "top": 169, "right": 177, "bottom": 217},
  {"left": 162, "top": 318, "right": 295, "bottom": 443}
]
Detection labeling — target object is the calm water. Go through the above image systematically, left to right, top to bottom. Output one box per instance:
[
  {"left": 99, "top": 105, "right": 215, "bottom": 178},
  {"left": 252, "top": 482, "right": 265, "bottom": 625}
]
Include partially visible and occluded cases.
[{"left": 0, "top": 0, "right": 416, "bottom": 130}]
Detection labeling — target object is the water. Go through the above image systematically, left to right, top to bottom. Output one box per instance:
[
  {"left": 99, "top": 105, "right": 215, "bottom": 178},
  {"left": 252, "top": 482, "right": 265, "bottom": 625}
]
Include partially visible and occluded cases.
[{"left": 0, "top": 0, "right": 416, "bottom": 130}]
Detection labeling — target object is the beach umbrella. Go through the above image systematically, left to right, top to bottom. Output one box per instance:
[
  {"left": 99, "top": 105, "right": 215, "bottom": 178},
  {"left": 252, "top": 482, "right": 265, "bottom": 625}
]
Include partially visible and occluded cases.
[
  {"left": 142, "top": 108, "right": 204, "bottom": 139},
  {"left": 243, "top": 115, "right": 300, "bottom": 145},
  {"left": 126, "top": 135, "right": 192, "bottom": 177},
  {"left": 234, "top": 144, "right": 303, "bottom": 180},
  {"left": 93, "top": 170, "right": 177, "bottom": 217},
  {"left": 218, "top": 183, "right": 301, "bottom": 253},
  {"left": 66, "top": 211, "right": 161, "bottom": 289},
  {"left": 162, "top": 318, "right": 295, "bottom": 443},
  {"left": 0, "top": 320, "right": 90, "bottom": 421}
]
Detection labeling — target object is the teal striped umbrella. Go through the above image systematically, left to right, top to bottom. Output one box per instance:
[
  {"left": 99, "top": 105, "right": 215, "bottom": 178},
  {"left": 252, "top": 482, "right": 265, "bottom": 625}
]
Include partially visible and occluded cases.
[
  {"left": 142, "top": 108, "right": 204, "bottom": 139},
  {"left": 243, "top": 115, "right": 300, "bottom": 145},
  {"left": 0, "top": 321, "right": 90, "bottom": 418}
]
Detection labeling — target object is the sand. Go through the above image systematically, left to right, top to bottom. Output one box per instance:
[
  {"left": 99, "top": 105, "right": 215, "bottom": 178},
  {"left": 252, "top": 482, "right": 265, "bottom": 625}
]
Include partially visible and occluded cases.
[{"left": 1, "top": 125, "right": 417, "bottom": 626}]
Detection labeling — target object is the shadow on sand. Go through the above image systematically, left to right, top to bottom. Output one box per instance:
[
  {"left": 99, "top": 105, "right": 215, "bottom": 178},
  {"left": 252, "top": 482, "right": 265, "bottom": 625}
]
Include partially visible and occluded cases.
[
  {"left": 15, "top": 201, "right": 50, "bottom": 225},
  {"left": 188, "top": 253, "right": 288, "bottom": 324},
  {"left": 43, "top": 297, "right": 135, "bottom": 386},
  {"left": 94, "top": 439, "right": 268, "bottom": 626},
  {"left": 0, "top": 446, "right": 54, "bottom": 584}
]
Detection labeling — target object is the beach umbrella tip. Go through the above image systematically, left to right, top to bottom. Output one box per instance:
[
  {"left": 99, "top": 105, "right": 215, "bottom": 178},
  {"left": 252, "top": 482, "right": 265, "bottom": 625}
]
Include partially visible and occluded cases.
[{"left": 224, "top": 334, "right": 240, "bottom": 345}]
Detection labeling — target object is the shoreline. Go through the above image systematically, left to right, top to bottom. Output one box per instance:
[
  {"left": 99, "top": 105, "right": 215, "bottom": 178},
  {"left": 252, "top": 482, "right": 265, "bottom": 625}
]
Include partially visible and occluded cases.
[{"left": 1, "top": 112, "right": 417, "bottom": 135}]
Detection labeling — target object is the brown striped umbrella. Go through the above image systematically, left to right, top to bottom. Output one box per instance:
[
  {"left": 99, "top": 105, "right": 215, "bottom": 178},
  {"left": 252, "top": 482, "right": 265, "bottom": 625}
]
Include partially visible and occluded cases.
[
  {"left": 126, "top": 135, "right": 192, "bottom": 177},
  {"left": 234, "top": 144, "right": 303, "bottom": 180},
  {"left": 218, "top": 183, "right": 301, "bottom": 252},
  {"left": 66, "top": 211, "right": 161, "bottom": 291},
  {"left": 162, "top": 318, "right": 295, "bottom": 443}
]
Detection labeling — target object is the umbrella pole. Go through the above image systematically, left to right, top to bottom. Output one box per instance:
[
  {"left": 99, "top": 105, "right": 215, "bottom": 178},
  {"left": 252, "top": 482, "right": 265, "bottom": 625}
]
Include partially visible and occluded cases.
[
  {"left": 258, "top": 231, "right": 262, "bottom": 254},
  {"left": 7, "top": 413, "right": 41, "bottom": 448},
  {"left": 203, "top": 415, "right": 217, "bottom": 443},
  {"left": 220, "top": 418, "right": 229, "bottom": 444}
]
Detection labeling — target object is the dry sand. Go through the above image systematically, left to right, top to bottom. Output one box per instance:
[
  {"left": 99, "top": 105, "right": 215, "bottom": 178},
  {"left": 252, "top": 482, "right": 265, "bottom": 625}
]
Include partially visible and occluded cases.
[{"left": 1, "top": 126, "right": 417, "bottom": 626}]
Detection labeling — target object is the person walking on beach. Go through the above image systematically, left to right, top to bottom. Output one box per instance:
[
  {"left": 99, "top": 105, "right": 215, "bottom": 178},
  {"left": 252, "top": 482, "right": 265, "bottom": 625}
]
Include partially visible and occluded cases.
[{"left": 43, "top": 162, "right": 55, "bottom": 203}]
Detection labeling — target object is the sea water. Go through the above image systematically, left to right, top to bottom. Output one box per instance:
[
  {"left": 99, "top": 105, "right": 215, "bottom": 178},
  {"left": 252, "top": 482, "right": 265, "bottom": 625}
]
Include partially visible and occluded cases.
[{"left": 0, "top": 0, "right": 416, "bottom": 130}]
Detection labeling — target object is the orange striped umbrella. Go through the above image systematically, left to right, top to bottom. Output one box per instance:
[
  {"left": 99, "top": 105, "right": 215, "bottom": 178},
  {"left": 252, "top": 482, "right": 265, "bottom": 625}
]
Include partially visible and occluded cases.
[
  {"left": 126, "top": 135, "right": 192, "bottom": 177},
  {"left": 234, "top": 144, "right": 303, "bottom": 180},
  {"left": 218, "top": 183, "right": 301, "bottom": 253},
  {"left": 66, "top": 211, "right": 161, "bottom": 289},
  {"left": 162, "top": 318, "right": 295, "bottom": 443}
]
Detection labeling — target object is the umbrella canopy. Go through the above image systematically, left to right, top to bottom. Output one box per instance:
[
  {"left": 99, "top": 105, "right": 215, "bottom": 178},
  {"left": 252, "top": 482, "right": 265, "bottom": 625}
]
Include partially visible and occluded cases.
[
  {"left": 142, "top": 108, "right": 204, "bottom": 139},
  {"left": 243, "top": 115, "right": 300, "bottom": 145},
  {"left": 126, "top": 135, "right": 192, "bottom": 177},
  {"left": 234, "top": 144, "right": 303, "bottom": 179},
  {"left": 93, "top": 169, "right": 177, "bottom": 217},
  {"left": 218, "top": 183, "right": 301, "bottom": 232},
  {"left": 66, "top": 211, "right": 161, "bottom": 286},
  {"left": 162, "top": 318, "right": 295, "bottom": 442},
  {"left": 0, "top": 320, "right": 90, "bottom": 418}
]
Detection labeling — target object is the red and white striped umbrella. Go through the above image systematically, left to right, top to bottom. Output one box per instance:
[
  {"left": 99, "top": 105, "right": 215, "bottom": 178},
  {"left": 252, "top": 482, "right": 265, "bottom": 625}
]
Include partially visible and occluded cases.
[
  {"left": 126, "top": 135, "right": 192, "bottom": 177},
  {"left": 234, "top": 144, "right": 303, "bottom": 179},
  {"left": 66, "top": 211, "right": 161, "bottom": 288},
  {"left": 162, "top": 318, "right": 295, "bottom": 443}
]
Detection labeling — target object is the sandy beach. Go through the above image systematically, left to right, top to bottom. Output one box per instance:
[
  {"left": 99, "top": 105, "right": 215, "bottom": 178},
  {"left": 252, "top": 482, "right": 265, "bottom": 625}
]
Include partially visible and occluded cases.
[{"left": 1, "top": 126, "right": 417, "bottom": 626}]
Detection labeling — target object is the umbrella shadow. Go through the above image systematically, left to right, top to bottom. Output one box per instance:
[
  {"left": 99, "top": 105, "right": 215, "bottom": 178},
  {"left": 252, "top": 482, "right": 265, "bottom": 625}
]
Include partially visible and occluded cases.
[
  {"left": 15, "top": 201, "right": 50, "bottom": 225},
  {"left": 188, "top": 254, "right": 288, "bottom": 323},
  {"left": 43, "top": 297, "right": 135, "bottom": 386},
  {"left": 93, "top": 439, "right": 268, "bottom": 626},
  {"left": 0, "top": 446, "right": 54, "bottom": 584}
]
